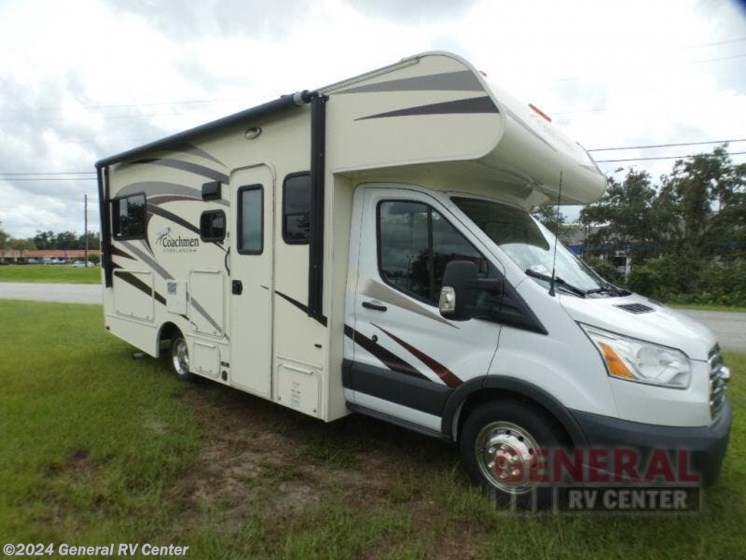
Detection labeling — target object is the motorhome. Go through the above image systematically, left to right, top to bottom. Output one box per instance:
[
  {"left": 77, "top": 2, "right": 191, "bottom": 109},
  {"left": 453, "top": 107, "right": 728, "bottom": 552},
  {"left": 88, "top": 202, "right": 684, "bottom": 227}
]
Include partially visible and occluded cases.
[{"left": 96, "top": 52, "right": 731, "bottom": 503}]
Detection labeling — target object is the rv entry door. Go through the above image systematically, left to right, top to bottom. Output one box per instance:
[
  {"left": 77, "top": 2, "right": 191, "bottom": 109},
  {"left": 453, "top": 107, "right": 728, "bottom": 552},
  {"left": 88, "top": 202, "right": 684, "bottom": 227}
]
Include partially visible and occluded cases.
[{"left": 229, "top": 165, "right": 274, "bottom": 397}]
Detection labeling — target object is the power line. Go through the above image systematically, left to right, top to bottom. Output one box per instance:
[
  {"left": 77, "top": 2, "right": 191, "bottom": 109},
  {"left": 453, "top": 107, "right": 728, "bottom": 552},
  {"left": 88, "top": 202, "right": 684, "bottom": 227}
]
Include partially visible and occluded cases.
[
  {"left": 684, "top": 36, "right": 746, "bottom": 48},
  {"left": 0, "top": 37, "right": 743, "bottom": 118},
  {"left": 551, "top": 51, "right": 746, "bottom": 84},
  {"left": 689, "top": 52, "right": 746, "bottom": 64},
  {"left": 0, "top": 97, "right": 233, "bottom": 114},
  {"left": 588, "top": 139, "right": 746, "bottom": 152},
  {"left": 2, "top": 141, "right": 745, "bottom": 180},
  {"left": 595, "top": 151, "right": 746, "bottom": 163},
  {"left": 0, "top": 172, "right": 96, "bottom": 176},
  {"left": 0, "top": 177, "right": 96, "bottom": 182}
]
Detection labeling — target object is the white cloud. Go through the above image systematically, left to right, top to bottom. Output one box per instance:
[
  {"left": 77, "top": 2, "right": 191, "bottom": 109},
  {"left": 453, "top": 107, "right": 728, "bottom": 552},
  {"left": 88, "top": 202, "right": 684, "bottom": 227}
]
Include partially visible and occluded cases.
[{"left": 0, "top": 0, "right": 744, "bottom": 238}]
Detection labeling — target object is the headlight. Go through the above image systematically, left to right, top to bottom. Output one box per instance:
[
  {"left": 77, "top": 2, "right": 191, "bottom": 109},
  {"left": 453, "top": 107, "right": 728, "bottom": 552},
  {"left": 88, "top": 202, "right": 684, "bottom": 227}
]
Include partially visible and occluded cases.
[{"left": 581, "top": 325, "right": 691, "bottom": 388}]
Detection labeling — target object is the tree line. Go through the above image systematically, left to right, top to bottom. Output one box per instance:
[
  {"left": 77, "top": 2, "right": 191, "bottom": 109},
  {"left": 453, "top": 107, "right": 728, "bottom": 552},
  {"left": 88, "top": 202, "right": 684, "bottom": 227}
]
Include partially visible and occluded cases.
[
  {"left": 535, "top": 145, "right": 746, "bottom": 306},
  {"left": 0, "top": 227, "right": 100, "bottom": 252}
]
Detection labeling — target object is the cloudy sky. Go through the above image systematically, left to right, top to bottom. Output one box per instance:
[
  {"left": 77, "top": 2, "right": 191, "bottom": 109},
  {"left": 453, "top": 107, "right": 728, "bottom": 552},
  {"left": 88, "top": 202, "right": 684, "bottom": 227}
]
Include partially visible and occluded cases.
[{"left": 1, "top": 0, "right": 745, "bottom": 238}]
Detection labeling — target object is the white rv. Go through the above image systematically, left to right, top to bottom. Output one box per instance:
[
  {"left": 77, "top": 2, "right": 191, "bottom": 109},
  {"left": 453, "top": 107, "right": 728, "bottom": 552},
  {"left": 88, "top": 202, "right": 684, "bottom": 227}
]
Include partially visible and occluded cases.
[{"left": 96, "top": 52, "right": 731, "bottom": 502}]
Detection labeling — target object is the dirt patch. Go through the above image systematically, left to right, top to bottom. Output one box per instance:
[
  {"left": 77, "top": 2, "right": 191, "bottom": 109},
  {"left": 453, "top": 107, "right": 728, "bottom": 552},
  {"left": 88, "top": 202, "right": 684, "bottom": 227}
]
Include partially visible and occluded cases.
[
  {"left": 168, "top": 383, "right": 475, "bottom": 557},
  {"left": 171, "top": 388, "right": 435, "bottom": 522},
  {"left": 46, "top": 448, "right": 96, "bottom": 478}
]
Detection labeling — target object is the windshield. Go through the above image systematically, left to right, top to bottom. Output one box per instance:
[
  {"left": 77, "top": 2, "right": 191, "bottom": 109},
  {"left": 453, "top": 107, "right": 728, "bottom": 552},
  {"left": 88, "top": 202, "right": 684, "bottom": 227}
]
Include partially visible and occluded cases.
[{"left": 452, "top": 197, "right": 609, "bottom": 294}]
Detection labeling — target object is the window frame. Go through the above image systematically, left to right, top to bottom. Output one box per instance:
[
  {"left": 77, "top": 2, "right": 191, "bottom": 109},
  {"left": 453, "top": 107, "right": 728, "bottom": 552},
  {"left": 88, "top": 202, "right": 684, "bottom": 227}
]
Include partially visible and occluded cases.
[
  {"left": 282, "top": 171, "right": 311, "bottom": 245},
  {"left": 236, "top": 185, "right": 264, "bottom": 255},
  {"left": 111, "top": 192, "right": 147, "bottom": 241},
  {"left": 376, "top": 199, "right": 492, "bottom": 307},
  {"left": 199, "top": 209, "right": 226, "bottom": 243}
]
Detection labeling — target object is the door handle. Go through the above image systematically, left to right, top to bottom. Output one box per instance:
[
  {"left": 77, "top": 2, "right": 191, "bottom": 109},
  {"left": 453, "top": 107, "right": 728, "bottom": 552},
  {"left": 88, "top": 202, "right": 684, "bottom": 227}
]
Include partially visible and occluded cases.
[
  {"left": 232, "top": 280, "right": 243, "bottom": 295},
  {"left": 362, "top": 301, "right": 387, "bottom": 312}
]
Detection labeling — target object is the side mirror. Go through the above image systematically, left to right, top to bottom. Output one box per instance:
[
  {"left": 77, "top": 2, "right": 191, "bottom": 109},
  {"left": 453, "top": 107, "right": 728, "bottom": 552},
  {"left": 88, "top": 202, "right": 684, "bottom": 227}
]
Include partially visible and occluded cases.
[{"left": 439, "top": 260, "right": 478, "bottom": 321}]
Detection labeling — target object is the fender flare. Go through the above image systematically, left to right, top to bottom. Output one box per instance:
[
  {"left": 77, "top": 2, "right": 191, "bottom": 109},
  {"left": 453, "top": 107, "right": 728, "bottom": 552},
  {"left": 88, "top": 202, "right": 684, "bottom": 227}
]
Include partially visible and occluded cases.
[{"left": 441, "top": 375, "right": 589, "bottom": 447}]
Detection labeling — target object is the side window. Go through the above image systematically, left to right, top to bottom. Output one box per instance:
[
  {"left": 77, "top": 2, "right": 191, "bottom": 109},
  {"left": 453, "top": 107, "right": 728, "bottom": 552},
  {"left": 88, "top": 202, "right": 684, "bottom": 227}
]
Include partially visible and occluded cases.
[
  {"left": 283, "top": 173, "right": 311, "bottom": 244},
  {"left": 237, "top": 186, "right": 263, "bottom": 254},
  {"left": 112, "top": 193, "right": 146, "bottom": 240},
  {"left": 378, "top": 200, "right": 492, "bottom": 305},
  {"left": 378, "top": 201, "right": 431, "bottom": 301},
  {"left": 200, "top": 210, "right": 226, "bottom": 242}
]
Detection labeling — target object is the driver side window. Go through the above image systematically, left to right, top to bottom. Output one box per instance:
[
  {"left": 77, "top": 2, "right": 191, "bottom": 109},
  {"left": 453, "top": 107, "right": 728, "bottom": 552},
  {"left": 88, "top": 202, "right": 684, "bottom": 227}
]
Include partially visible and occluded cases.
[{"left": 377, "top": 200, "right": 493, "bottom": 306}]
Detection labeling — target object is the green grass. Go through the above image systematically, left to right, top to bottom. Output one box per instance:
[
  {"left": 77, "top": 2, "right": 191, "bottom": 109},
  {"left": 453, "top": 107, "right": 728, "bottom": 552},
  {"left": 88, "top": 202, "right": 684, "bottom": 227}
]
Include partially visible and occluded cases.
[
  {"left": 0, "top": 264, "right": 100, "bottom": 284},
  {"left": 0, "top": 300, "right": 744, "bottom": 559},
  {"left": 0, "top": 301, "right": 198, "bottom": 545},
  {"left": 668, "top": 302, "right": 746, "bottom": 313}
]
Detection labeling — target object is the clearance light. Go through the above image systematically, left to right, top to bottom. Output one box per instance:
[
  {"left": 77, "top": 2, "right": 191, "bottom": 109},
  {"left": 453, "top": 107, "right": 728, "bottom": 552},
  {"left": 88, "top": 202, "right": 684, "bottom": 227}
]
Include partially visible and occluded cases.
[
  {"left": 529, "top": 103, "right": 552, "bottom": 122},
  {"left": 244, "top": 127, "right": 262, "bottom": 140}
]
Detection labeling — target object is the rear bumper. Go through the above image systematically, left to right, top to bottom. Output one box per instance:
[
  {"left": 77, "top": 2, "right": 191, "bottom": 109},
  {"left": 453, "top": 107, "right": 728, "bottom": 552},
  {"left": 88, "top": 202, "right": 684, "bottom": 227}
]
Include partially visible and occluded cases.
[{"left": 570, "top": 400, "right": 732, "bottom": 486}]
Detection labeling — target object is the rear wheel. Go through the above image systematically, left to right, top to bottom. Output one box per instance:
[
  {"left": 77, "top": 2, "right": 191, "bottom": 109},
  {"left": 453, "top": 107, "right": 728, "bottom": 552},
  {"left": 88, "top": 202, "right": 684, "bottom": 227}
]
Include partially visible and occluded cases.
[
  {"left": 170, "top": 332, "right": 195, "bottom": 381},
  {"left": 460, "top": 400, "right": 565, "bottom": 510}
]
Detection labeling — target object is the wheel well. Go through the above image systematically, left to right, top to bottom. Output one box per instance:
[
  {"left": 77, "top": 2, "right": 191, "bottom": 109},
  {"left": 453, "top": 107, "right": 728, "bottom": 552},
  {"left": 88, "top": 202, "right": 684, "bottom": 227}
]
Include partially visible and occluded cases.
[
  {"left": 157, "top": 322, "right": 181, "bottom": 354},
  {"left": 454, "top": 389, "right": 573, "bottom": 447}
]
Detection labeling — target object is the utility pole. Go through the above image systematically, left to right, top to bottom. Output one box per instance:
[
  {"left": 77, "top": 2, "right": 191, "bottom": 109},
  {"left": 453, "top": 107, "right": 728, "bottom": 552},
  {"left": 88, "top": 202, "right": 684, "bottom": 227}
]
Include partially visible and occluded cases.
[{"left": 84, "top": 194, "right": 88, "bottom": 267}]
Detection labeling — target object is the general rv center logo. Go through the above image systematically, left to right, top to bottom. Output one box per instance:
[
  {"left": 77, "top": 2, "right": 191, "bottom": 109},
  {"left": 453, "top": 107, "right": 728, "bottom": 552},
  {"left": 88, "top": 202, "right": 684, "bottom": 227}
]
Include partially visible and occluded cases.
[
  {"left": 156, "top": 227, "right": 199, "bottom": 253},
  {"left": 495, "top": 447, "right": 702, "bottom": 514}
]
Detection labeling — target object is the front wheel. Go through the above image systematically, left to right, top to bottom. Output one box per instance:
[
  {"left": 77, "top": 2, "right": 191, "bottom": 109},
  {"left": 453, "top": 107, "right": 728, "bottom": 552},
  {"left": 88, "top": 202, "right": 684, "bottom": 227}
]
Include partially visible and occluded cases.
[
  {"left": 170, "top": 333, "right": 195, "bottom": 382},
  {"left": 460, "top": 400, "right": 565, "bottom": 510}
]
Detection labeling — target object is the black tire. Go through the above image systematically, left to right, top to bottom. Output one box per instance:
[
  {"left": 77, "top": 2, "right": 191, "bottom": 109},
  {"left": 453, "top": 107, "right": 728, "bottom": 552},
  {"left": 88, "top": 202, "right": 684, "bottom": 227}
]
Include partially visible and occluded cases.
[
  {"left": 169, "top": 332, "right": 195, "bottom": 382},
  {"left": 459, "top": 400, "right": 566, "bottom": 511}
]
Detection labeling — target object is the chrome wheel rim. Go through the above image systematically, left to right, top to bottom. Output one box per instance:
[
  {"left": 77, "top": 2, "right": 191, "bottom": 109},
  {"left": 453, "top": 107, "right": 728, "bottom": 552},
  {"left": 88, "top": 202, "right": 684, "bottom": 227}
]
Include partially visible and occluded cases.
[
  {"left": 172, "top": 339, "right": 189, "bottom": 375},
  {"left": 475, "top": 421, "right": 540, "bottom": 494}
]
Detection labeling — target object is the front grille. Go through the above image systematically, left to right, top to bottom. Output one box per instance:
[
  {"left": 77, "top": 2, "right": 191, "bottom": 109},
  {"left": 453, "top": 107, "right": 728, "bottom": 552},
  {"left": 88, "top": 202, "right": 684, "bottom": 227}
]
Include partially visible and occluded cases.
[{"left": 708, "top": 345, "right": 730, "bottom": 419}]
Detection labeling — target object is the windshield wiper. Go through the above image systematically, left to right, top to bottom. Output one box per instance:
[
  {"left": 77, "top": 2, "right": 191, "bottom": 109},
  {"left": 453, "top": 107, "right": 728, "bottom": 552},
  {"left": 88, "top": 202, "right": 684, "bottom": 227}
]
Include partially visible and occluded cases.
[
  {"left": 524, "top": 268, "right": 587, "bottom": 298},
  {"left": 585, "top": 284, "right": 631, "bottom": 297}
]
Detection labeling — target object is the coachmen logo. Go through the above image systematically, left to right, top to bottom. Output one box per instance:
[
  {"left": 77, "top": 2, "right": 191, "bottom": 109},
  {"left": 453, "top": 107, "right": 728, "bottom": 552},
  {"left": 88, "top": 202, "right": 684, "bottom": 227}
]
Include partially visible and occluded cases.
[{"left": 156, "top": 227, "right": 199, "bottom": 253}]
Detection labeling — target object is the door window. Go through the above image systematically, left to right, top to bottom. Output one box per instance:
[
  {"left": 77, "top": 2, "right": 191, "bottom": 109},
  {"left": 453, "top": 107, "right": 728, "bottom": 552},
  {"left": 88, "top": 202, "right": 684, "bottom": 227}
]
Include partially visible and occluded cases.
[
  {"left": 237, "top": 186, "right": 263, "bottom": 254},
  {"left": 377, "top": 200, "right": 492, "bottom": 306}
]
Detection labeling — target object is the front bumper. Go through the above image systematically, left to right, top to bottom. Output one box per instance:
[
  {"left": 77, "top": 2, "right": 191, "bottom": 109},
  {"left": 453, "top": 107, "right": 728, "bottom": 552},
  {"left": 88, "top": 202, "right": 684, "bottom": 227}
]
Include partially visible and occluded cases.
[{"left": 570, "top": 400, "right": 732, "bottom": 486}]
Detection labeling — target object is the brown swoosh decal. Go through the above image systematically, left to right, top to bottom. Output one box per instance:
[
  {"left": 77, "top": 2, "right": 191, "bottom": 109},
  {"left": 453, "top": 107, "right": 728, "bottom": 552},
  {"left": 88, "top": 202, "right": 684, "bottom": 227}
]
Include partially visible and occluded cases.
[
  {"left": 336, "top": 70, "right": 483, "bottom": 94},
  {"left": 357, "top": 96, "right": 497, "bottom": 121},
  {"left": 169, "top": 143, "right": 226, "bottom": 167},
  {"left": 133, "top": 158, "right": 229, "bottom": 184},
  {"left": 119, "top": 181, "right": 202, "bottom": 199},
  {"left": 149, "top": 194, "right": 228, "bottom": 208},
  {"left": 149, "top": 194, "right": 201, "bottom": 205},
  {"left": 147, "top": 204, "right": 200, "bottom": 236},
  {"left": 119, "top": 240, "right": 173, "bottom": 280},
  {"left": 110, "top": 245, "right": 135, "bottom": 260},
  {"left": 114, "top": 270, "right": 166, "bottom": 305},
  {"left": 275, "top": 291, "right": 328, "bottom": 327},
  {"left": 190, "top": 297, "right": 223, "bottom": 335},
  {"left": 344, "top": 324, "right": 428, "bottom": 381},
  {"left": 373, "top": 324, "right": 463, "bottom": 388}
]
